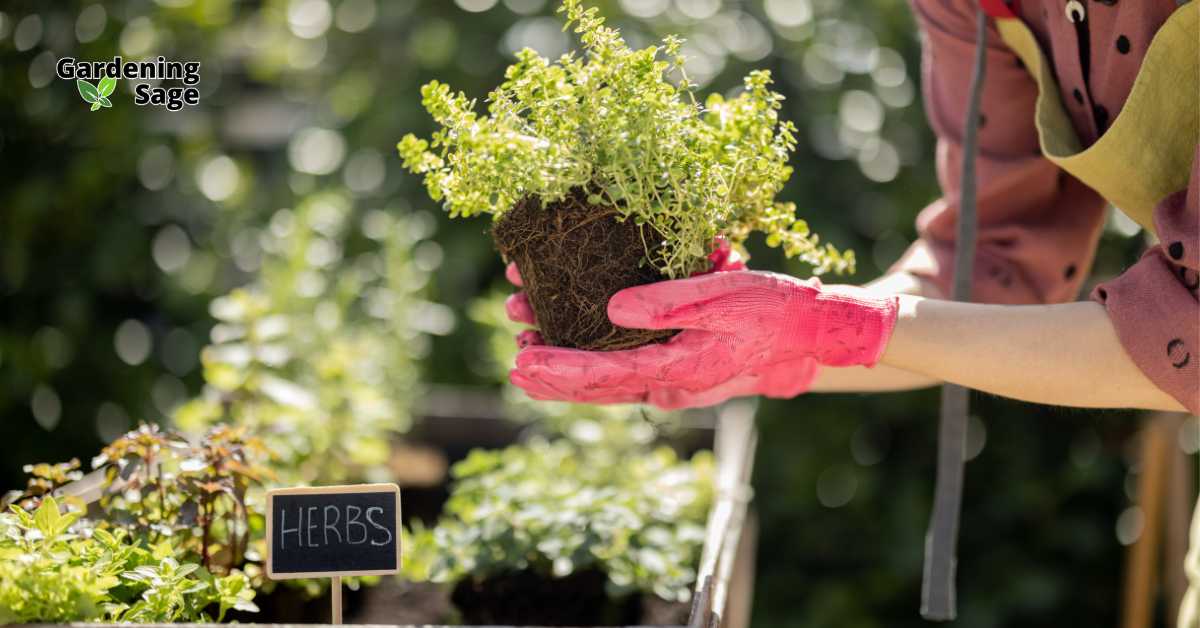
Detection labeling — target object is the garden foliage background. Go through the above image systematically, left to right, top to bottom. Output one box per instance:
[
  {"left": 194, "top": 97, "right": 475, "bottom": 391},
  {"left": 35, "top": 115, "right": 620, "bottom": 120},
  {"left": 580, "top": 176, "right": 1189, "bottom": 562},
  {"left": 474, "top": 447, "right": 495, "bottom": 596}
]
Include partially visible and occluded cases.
[{"left": 0, "top": 0, "right": 1182, "bottom": 625}]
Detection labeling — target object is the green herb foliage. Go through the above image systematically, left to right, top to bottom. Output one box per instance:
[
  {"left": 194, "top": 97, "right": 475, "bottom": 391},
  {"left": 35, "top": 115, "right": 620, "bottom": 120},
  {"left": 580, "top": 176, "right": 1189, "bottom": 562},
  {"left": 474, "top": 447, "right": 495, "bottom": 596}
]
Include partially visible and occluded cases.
[
  {"left": 399, "top": 0, "right": 852, "bottom": 278},
  {"left": 0, "top": 193, "right": 436, "bottom": 619},
  {"left": 174, "top": 193, "right": 436, "bottom": 489},
  {"left": 89, "top": 424, "right": 273, "bottom": 577},
  {"left": 0, "top": 426, "right": 268, "bottom": 624},
  {"left": 404, "top": 435, "right": 713, "bottom": 603},
  {"left": 2, "top": 459, "right": 85, "bottom": 513},
  {"left": 0, "top": 497, "right": 257, "bottom": 623}
]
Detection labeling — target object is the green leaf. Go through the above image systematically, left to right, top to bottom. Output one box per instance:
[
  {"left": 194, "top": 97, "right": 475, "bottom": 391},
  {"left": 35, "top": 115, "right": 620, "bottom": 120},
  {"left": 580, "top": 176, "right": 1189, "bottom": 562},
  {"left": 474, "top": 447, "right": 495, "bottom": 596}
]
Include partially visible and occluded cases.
[
  {"left": 97, "top": 76, "right": 117, "bottom": 97},
  {"left": 77, "top": 80, "right": 100, "bottom": 104},
  {"left": 99, "top": 97, "right": 113, "bottom": 108},
  {"left": 90, "top": 101, "right": 102, "bottom": 112},
  {"left": 33, "top": 496, "right": 61, "bottom": 537},
  {"left": 9, "top": 505, "right": 35, "bottom": 528},
  {"left": 54, "top": 510, "right": 80, "bottom": 536},
  {"left": 93, "top": 528, "right": 117, "bottom": 546},
  {"left": 176, "top": 562, "right": 200, "bottom": 578}
]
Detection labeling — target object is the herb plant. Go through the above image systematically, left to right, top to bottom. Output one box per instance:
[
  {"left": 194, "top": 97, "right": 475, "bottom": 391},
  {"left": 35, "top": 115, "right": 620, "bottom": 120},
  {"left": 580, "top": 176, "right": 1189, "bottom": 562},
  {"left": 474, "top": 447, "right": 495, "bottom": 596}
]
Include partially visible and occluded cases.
[
  {"left": 399, "top": 0, "right": 852, "bottom": 279},
  {"left": 0, "top": 193, "right": 440, "bottom": 622},
  {"left": 174, "top": 193, "right": 438, "bottom": 488},
  {"left": 89, "top": 423, "right": 273, "bottom": 575},
  {"left": 0, "top": 425, "right": 268, "bottom": 624},
  {"left": 404, "top": 434, "right": 713, "bottom": 604},
  {"left": 2, "top": 459, "right": 85, "bottom": 512},
  {"left": 0, "top": 497, "right": 257, "bottom": 623}
]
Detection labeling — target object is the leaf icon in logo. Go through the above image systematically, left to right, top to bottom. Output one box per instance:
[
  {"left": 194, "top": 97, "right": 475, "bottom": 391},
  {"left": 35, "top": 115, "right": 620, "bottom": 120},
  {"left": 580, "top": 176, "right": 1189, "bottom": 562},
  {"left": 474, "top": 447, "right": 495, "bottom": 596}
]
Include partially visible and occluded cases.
[
  {"left": 97, "top": 76, "right": 117, "bottom": 98},
  {"left": 77, "top": 78, "right": 117, "bottom": 111},
  {"left": 77, "top": 79, "right": 100, "bottom": 104}
]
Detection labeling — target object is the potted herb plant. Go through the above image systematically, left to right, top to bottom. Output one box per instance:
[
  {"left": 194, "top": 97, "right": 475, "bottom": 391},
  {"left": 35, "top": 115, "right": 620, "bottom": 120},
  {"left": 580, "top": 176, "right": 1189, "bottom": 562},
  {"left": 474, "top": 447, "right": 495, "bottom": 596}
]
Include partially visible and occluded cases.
[
  {"left": 399, "top": 0, "right": 851, "bottom": 350},
  {"left": 401, "top": 431, "right": 715, "bottom": 626}
]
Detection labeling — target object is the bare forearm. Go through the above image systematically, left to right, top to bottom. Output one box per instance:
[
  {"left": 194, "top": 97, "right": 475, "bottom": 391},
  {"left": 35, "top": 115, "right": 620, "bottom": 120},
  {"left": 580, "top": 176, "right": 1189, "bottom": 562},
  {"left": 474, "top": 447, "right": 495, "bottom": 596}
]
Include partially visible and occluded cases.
[
  {"left": 879, "top": 296, "right": 1184, "bottom": 411},
  {"left": 808, "top": 362, "right": 939, "bottom": 392}
]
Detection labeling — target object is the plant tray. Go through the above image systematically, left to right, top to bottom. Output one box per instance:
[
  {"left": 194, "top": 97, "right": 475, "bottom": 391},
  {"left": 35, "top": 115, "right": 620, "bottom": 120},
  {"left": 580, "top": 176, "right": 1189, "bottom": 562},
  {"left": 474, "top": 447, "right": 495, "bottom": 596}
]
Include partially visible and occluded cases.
[{"left": 35, "top": 393, "right": 759, "bottom": 628}]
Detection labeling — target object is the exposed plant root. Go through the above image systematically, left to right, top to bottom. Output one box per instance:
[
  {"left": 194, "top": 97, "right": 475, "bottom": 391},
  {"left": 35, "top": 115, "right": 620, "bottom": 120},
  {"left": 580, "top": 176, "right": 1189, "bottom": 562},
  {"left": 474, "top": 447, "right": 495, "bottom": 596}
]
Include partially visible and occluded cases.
[{"left": 492, "top": 190, "right": 677, "bottom": 351}]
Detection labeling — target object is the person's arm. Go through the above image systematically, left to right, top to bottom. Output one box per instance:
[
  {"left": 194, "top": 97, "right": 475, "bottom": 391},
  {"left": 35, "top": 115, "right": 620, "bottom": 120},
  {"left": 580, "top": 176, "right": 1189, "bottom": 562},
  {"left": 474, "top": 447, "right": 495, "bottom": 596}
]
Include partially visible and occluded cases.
[
  {"left": 807, "top": 0, "right": 1109, "bottom": 395},
  {"left": 755, "top": 262, "right": 1189, "bottom": 406},
  {"left": 509, "top": 270, "right": 1194, "bottom": 413},
  {"left": 881, "top": 296, "right": 1185, "bottom": 411},
  {"left": 808, "top": 361, "right": 938, "bottom": 393}
]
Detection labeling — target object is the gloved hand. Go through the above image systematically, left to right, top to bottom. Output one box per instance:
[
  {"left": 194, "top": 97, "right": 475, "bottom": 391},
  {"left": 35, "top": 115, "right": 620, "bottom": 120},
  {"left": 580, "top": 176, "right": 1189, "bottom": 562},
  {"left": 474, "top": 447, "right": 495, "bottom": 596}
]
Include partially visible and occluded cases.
[
  {"left": 504, "top": 237, "right": 747, "bottom": 349},
  {"left": 503, "top": 241, "right": 895, "bottom": 408},
  {"left": 504, "top": 241, "right": 816, "bottom": 408},
  {"left": 507, "top": 269, "right": 898, "bottom": 407}
]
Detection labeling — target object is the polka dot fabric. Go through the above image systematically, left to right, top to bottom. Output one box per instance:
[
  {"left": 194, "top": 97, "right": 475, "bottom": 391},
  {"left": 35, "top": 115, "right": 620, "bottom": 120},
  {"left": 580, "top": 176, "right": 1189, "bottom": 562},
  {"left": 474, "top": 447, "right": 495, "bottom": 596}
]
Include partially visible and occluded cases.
[
  {"left": 897, "top": 0, "right": 1198, "bottom": 412},
  {"left": 1093, "top": 150, "right": 1200, "bottom": 413}
]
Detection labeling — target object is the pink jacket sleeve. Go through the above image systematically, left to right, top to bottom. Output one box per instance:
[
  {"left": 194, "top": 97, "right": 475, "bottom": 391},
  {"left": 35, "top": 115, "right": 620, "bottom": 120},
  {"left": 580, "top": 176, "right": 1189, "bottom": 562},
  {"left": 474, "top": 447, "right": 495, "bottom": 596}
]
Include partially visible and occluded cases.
[
  {"left": 893, "top": 0, "right": 1108, "bottom": 305},
  {"left": 899, "top": 0, "right": 1199, "bottom": 412},
  {"left": 1091, "top": 147, "right": 1200, "bottom": 413}
]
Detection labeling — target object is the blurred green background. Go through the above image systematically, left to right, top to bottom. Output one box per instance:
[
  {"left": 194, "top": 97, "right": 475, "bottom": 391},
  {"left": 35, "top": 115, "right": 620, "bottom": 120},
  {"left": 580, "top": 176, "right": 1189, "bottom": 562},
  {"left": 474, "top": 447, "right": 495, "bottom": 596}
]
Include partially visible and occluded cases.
[{"left": 0, "top": 0, "right": 1186, "bottom": 625}]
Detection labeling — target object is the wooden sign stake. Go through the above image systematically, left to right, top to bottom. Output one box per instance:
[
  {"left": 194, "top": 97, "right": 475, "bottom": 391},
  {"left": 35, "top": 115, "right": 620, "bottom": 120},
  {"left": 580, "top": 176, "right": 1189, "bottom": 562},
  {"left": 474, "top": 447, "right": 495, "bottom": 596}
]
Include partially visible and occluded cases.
[
  {"left": 265, "top": 483, "right": 402, "bottom": 626},
  {"left": 331, "top": 576, "right": 343, "bottom": 625}
]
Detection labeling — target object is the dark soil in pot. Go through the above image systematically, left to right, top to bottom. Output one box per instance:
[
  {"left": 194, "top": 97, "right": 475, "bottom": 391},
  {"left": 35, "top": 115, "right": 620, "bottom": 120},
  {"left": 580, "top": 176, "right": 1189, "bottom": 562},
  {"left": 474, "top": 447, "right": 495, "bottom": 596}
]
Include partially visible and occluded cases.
[
  {"left": 492, "top": 189, "right": 678, "bottom": 351},
  {"left": 450, "top": 568, "right": 641, "bottom": 626},
  {"left": 344, "top": 576, "right": 690, "bottom": 626},
  {"left": 227, "top": 584, "right": 329, "bottom": 623}
]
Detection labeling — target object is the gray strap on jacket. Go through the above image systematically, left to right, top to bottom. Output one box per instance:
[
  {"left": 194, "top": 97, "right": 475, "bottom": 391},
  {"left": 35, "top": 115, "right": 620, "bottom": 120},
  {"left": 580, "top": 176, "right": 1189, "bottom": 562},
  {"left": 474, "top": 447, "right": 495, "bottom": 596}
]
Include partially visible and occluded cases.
[{"left": 920, "top": 4, "right": 987, "bottom": 621}]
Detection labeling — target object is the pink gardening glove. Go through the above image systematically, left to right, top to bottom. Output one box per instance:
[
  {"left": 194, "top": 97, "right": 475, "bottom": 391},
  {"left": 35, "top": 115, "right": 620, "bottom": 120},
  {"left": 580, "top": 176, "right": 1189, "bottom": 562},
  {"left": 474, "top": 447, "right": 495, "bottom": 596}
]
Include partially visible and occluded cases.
[
  {"left": 504, "top": 238, "right": 749, "bottom": 349},
  {"left": 503, "top": 241, "right": 860, "bottom": 409},
  {"left": 508, "top": 270, "right": 898, "bottom": 407}
]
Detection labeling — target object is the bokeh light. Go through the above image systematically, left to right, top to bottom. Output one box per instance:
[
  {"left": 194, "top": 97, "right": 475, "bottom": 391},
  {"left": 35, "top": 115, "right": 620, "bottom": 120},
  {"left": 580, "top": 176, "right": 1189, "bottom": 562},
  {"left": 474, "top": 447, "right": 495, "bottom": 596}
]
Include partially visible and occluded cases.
[
  {"left": 288, "top": 0, "right": 332, "bottom": 39},
  {"left": 456, "top": 0, "right": 500, "bottom": 13},
  {"left": 75, "top": 4, "right": 107, "bottom": 43},
  {"left": 13, "top": 14, "right": 43, "bottom": 52},
  {"left": 197, "top": 155, "right": 241, "bottom": 201},
  {"left": 114, "top": 320, "right": 153, "bottom": 366},
  {"left": 30, "top": 385, "right": 62, "bottom": 432},
  {"left": 816, "top": 464, "right": 857, "bottom": 508}
]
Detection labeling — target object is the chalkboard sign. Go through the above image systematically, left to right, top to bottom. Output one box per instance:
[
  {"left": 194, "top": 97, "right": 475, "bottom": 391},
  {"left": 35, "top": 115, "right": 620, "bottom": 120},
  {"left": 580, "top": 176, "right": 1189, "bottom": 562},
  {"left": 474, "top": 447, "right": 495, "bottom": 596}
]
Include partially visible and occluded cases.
[{"left": 265, "top": 483, "right": 402, "bottom": 579}]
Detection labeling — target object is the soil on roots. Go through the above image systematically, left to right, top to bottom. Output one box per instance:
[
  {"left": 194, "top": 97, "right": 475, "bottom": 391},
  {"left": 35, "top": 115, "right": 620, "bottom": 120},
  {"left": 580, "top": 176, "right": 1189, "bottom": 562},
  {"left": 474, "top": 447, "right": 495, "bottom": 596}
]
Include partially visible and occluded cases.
[{"left": 492, "top": 190, "right": 677, "bottom": 350}]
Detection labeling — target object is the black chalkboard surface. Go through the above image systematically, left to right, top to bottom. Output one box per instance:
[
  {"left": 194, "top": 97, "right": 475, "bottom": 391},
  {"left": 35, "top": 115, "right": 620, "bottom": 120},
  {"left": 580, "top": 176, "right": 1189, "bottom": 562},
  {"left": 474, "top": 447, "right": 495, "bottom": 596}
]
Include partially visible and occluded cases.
[{"left": 265, "top": 483, "right": 402, "bottom": 579}]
